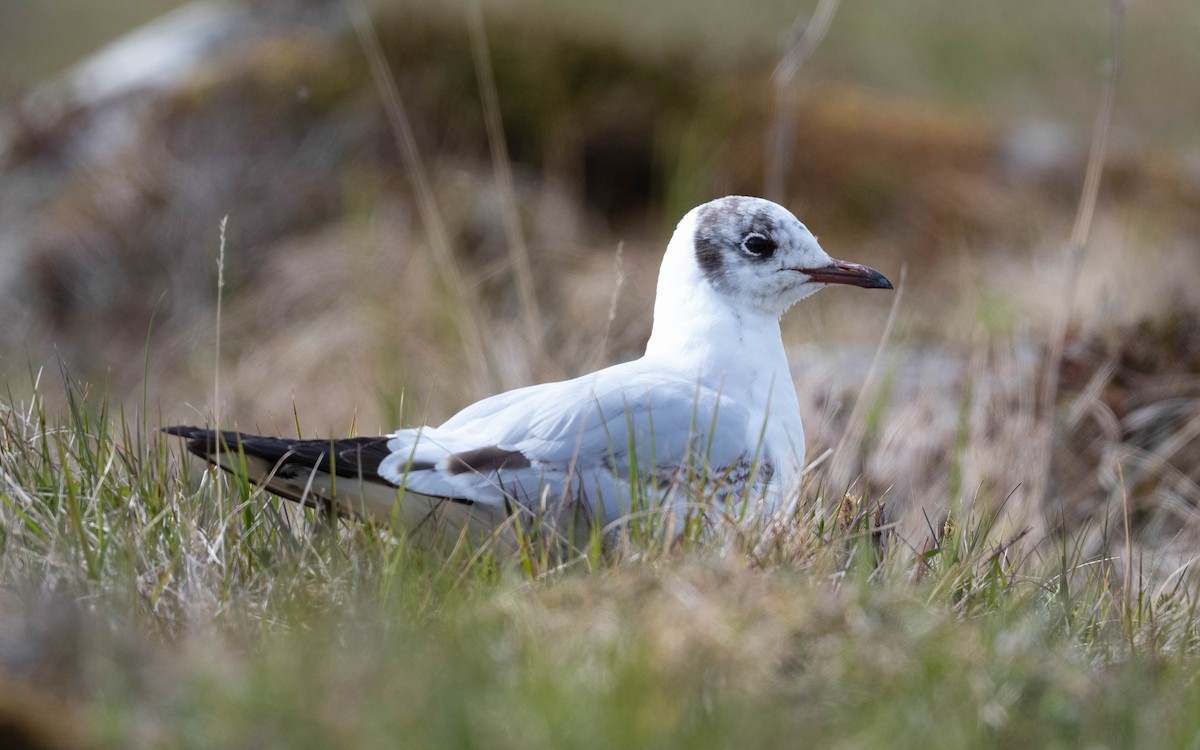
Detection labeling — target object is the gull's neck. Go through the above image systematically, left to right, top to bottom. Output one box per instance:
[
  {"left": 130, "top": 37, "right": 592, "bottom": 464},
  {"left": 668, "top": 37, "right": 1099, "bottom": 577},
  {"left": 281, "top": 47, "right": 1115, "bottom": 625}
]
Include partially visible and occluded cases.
[
  {"left": 641, "top": 226, "right": 805, "bottom": 496},
  {"left": 643, "top": 231, "right": 789, "bottom": 386},
  {"left": 644, "top": 278, "right": 786, "bottom": 382}
]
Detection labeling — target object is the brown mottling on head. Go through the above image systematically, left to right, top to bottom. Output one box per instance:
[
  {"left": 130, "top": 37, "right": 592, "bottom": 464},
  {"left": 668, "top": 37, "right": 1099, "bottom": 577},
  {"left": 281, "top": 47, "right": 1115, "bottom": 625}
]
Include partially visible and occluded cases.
[{"left": 692, "top": 197, "right": 785, "bottom": 286}]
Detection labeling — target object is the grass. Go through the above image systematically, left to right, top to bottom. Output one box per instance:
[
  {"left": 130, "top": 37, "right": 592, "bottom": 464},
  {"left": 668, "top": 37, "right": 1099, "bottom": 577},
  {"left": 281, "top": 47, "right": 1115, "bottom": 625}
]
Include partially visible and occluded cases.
[
  {"left": 4, "top": 2, "right": 1200, "bottom": 747},
  {"left": 3, "top": 367, "right": 1200, "bottom": 749}
]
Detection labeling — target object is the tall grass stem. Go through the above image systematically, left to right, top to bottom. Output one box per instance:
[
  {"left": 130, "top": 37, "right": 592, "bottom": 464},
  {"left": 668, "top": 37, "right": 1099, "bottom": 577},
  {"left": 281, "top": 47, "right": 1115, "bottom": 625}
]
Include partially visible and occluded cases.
[
  {"left": 347, "top": 0, "right": 494, "bottom": 395},
  {"left": 467, "top": 2, "right": 545, "bottom": 370}
]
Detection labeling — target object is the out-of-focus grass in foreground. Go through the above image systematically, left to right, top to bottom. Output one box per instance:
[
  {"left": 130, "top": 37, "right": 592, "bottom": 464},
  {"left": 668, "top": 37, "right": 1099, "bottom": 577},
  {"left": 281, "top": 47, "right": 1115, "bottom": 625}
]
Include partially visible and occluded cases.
[{"left": 2, "top": 372, "right": 1200, "bottom": 749}]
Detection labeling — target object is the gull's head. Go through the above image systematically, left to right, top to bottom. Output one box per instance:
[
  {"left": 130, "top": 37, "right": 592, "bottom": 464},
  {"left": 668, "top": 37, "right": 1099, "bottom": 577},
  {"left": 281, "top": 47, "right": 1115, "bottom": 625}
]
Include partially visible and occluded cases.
[{"left": 670, "top": 196, "right": 892, "bottom": 318}]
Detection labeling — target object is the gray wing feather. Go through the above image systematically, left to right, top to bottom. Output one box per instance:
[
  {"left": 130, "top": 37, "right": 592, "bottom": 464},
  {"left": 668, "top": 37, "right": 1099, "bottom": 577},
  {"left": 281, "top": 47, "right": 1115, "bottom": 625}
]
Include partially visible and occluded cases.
[{"left": 378, "top": 363, "right": 761, "bottom": 516}]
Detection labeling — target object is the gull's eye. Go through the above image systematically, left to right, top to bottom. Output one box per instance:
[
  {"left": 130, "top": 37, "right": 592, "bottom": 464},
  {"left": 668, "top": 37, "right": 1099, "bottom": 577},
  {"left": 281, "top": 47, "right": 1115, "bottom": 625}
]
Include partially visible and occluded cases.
[{"left": 740, "top": 232, "right": 776, "bottom": 259}]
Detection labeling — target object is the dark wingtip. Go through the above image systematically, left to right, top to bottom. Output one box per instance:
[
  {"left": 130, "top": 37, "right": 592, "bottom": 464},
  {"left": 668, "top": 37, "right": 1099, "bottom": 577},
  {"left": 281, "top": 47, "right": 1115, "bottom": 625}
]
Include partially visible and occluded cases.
[
  {"left": 162, "top": 425, "right": 217, "bottom": 442},
  {"left": 161, "top": 426, "right": 225, "bottom": 457}
]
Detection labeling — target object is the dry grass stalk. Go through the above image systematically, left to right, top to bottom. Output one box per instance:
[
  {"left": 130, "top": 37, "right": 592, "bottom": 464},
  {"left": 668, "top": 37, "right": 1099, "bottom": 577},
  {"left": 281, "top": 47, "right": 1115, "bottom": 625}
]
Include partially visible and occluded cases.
[
  {"left": 348, "top": 0, "right": 494, "bottom": 395},
  {"left": 766, "top": 0, "right": 843, "bottom": 203},
  {"left": 1032, "top": 0, "right": 1125, "bottom": 525},
  {"left": 466, "top": 2, "right": 545, "bottom": 369}
]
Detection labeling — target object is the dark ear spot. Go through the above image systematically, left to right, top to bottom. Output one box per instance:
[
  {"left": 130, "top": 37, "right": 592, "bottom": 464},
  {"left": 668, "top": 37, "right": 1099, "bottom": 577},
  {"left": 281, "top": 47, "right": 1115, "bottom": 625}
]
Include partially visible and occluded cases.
[
  {"left": 693, "top": 199, "right": 749, "bottom": 285},
  {"left": 694, "top": 232, "right": 724, "bottom": 283}
]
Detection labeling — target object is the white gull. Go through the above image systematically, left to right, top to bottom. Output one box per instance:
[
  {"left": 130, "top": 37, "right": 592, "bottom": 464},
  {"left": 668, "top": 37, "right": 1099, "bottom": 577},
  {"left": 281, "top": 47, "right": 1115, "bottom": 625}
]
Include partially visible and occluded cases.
[{"left": 166, "top": 196, "right": 892, "bottom": 535}]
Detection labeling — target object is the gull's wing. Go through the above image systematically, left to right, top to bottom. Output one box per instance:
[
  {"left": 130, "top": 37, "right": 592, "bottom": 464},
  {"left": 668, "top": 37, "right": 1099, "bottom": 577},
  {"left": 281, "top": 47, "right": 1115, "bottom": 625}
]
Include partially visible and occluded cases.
[
  {"left": 379, "top": 360, "right": 766, "bottom": 520},
  {"left": 166, "top": 361, "right": 771, "bottom": 531},
  {"left": 164, "top": 427, "right": 507, "bottom": 533}
]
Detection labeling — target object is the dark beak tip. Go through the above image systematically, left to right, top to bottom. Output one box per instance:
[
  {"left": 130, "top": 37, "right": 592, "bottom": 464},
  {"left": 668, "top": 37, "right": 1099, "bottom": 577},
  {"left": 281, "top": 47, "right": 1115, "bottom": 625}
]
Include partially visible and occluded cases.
[{"left": 801, "top": 260, "right": 895, "bottom": 290}]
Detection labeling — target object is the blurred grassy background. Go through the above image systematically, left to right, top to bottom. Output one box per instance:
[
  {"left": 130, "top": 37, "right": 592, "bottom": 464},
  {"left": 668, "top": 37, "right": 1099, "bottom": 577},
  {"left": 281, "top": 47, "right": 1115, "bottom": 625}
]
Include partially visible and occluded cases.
[
  {"left": 5, "top": 0, "right": 1199, "bottom": 147},
  {"left": 2, "top": 2, "right": 1200, "bottom": 748}
]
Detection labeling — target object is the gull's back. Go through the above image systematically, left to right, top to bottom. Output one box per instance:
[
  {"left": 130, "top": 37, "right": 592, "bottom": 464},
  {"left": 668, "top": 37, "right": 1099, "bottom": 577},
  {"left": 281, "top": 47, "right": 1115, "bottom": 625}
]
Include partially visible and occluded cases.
[{"left": 378, "top": 356, "right": 771, "bottom": 528}]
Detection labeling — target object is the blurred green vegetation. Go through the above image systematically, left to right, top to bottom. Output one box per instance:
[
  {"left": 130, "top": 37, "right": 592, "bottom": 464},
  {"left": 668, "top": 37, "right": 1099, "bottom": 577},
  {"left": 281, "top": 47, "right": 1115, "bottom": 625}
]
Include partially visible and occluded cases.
[{"left": 6, "top": 0, "right": 1197, "bottom": 148}]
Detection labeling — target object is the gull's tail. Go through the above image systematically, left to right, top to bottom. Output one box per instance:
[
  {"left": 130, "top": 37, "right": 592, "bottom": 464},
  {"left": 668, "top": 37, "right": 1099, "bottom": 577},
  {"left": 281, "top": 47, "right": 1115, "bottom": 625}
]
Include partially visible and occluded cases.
[
  {"left": 162, "top": 426, "right": 401, "bottom": 518},
  {"left": 163, "top": 426, "right": 510, "bottom": 541}
]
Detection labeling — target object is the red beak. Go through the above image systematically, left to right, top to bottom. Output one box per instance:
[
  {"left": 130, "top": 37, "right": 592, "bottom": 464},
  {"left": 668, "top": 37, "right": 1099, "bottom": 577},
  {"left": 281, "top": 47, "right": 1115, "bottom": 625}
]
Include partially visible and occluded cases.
[{"left": 798, "top": 259, "right": 893, "bottom": 289}]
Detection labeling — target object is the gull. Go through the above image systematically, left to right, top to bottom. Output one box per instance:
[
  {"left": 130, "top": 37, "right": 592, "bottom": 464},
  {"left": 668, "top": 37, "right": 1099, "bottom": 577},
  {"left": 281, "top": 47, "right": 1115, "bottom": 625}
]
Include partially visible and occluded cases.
[{"left": 166, "top": 196, "right": 891, "bottom": 535}]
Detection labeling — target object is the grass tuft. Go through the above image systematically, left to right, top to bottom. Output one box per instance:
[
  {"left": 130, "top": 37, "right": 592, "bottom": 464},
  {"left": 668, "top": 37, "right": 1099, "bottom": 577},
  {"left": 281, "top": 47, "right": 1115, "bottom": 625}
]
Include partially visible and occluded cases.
[{"left": 5, "top": 368, "right": 1200, "bottom": 747}]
